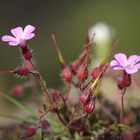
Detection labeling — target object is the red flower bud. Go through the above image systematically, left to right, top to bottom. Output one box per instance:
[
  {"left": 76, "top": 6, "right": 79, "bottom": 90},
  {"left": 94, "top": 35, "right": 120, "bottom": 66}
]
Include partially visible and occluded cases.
[
  {"left": 71, "top": 59, "right": 82, "bottom": 74},
  {"left": 77, "top": 64, "right": 88, "bottom": 82},
  {"left": 61, "top": 66, "right": 72, "bottom": 83},
  {"left": 14, "top": 67, "right": 30, "bottom": 76},
  {"left": 91, "top": 67, "right": 101, "bottom": 79},
  {"left": 10, "top": 85, "right": 24, "bottom": 96},
  {"left": 80, "top": 88, "right": 92, "bottom": 104},
  {"left": 51, "top": 91, "right": 61, "bottom": 102},
  {"left": 83, "top": 97, "right": 95, "bottom": 113},
  {"left": 40, "top": 120, "right": 51, "bottom": 133},
  {"left": 25, "top": 127, "right": 36, "bottom": 137}
]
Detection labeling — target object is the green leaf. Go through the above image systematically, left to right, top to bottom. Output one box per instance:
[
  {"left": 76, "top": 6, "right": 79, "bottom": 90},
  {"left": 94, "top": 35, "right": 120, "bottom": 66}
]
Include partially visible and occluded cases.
[
  {"left": 0, "top": 92, "right": 37, "bottom": 117},
  {"left": 0, "top": 113, "right": 36, "bottom": 124}
]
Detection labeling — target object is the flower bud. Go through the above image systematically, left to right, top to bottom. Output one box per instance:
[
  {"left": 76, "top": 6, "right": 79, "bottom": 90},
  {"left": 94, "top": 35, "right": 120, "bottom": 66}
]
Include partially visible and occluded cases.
[
  {"left": 71, "top": 59, "right": 82, "bottom": 74},
  {"left": 77, "top": 64, "right": 88, "bottom": 82},
  {"left": 61, "top": 66, "right": 72, "bottom": 83},
  {"left": 14, "top": 67, "right": 30, "bottom": 76},
  {"left": 91, "top": 67, "right": 101, "bottom": 79},
  {"left": 10, "top": 85, "right": 24, "bottom": 97},
  {"left": 80, "top": 88, "right": 92, "bottom": 104},
  {"left": 51, "top": 91, "right": 61, "bottom": 102},
  {"left": 83, "top": 97, "right": 95, "bottom": 113},
  {"left": 40, "top": 120, "right": 51, "bottom": 133},
  {"left": 25, "top": 127, "right": 36, "bottom": 137}
]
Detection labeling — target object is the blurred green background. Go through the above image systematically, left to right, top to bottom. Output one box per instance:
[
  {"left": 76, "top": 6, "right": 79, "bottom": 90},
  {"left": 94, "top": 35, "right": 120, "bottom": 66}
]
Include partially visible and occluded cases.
[{"left": 0, "top": 0, "right": 140, "bottom": 88}]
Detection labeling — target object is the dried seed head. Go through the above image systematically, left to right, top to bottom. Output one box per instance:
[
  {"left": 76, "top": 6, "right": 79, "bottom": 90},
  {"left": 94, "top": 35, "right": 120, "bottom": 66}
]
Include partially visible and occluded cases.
[{"left": 61, "top": 66, "right": 72, "bottom": 83}]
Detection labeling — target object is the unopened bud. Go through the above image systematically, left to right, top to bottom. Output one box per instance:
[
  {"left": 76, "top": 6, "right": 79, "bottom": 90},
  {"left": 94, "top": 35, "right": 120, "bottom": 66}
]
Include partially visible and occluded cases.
[
  {"left": 77, "top": 64, "right": 88, "bottom": 82},
  {"left": 61, "top": 66, "right": 72, "bottom": 83},
  {"left": 14, "top": 67, "right": 30, "bottom": 76},
  {"left": 91, "top": 67, "right": 101, "bottom": 79},
  {"left": 10, "top": 85, "right": 24, "bottom": 96},
  {"left": 80, "top": 88, "right": 92, "bottom": 104},
  {"left": 51, "top": 91, "right": 61, "bottom": 102},
  {"left": 83, "top": 97, "right": 95, "bottom": 113},
  {"left": 40, "top": 120, "right": 51, "bottom": 133},
  {"left": 25, "top": 127, "right": 36, "bottom": 137}
]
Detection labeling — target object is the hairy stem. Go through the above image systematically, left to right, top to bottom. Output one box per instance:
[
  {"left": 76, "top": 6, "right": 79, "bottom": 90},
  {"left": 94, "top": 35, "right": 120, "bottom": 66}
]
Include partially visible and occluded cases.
[{"left": 29, "top": 60, "right": 53, "bottom": 104}]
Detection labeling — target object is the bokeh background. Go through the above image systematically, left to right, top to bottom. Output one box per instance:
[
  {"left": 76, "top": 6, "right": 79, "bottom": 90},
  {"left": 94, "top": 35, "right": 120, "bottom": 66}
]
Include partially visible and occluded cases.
[{"left": 0, "top": 0, "right": 140, "bottom": 88}]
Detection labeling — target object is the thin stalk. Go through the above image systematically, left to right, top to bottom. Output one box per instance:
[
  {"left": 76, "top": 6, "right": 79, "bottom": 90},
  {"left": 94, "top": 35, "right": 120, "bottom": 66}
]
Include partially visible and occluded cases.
[
  {"left": 29, "top": 60, "right": 53, "bottom": 104},
  {"left": 120, "top": 88, "right": 126, "bottom": 123},
  {"left": 55, "top": 110, "right": 66, "bottom": 126},
  {"left": 41, "top": 131, "right": 44, "bottom": 140}
]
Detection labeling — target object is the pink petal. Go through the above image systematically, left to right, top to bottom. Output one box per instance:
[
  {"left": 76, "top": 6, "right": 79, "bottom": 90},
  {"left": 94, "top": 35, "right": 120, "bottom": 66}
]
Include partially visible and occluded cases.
[
  {"left": 23, "top": 25, "right": 35, "bottom": 38},
  {"left": 11, "top": 27, "right": 24, "bottom": 39},
  {"left": 24, "top": 33, "right": 35, "bottom": 40},
  {"left": 2, "top": 35, "right": 17, "bottom": 42},
  {"left": 9, "top": 41, "right": 20, "bottom": 46},
  {"left": 114, "top": 53, "right": 128, "bottom": 67},
  {"left": 128, "top": 55, "right": 140, "bottom": 65},
  {"left": 110, "top": 60, "right": 119, "bottom": 67},
  {"left": 134, "top": 63, "right": 140, "bottom": 69},
  {"left": 112, "top": 66, "right": 125, "bottom": 70},
  {"left": 125, "top": 66, "right": 139, "bottom": 74}
]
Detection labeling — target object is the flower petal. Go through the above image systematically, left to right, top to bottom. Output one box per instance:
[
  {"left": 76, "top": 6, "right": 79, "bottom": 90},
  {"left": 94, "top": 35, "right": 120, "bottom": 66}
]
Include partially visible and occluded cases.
[
  {"left": 23, "top": 25, "right": 35, "bottom": 38},
  {"left": 11, "top": 27, "right": 24, "bottom": 39},
  {"left": 24, "top": 33, "right": 35, "bottom": 40},
  {"left": 2, "top": 35, "right": 17, "bottom": 42},
  {"left": 9, "top": 41, "right": 20, "bottom": 46},
  {"left": 114, "top": 53, "right": 128, "bottom": 67},
  {"left": 128, "top": 55, "right": 140, "bottom": 66},
  {"left": 110, "top": 60, "right": 119, "bottom": 67},
  {"left": 134, "top": 63, "right": 140, "bottom": 69},
  {"left": 112, "top": 66, "right": 125, "bottom": 70},
  {"left": 125, "top": 66, "right": 139, "bottom": 74}
]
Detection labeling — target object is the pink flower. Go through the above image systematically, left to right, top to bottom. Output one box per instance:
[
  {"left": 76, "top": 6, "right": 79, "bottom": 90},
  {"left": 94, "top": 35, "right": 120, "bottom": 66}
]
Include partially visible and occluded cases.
[
  {"left": 2, "top": 25, "right": 35, "bottom": 47},
  {"left": 110, "top": 53, "right": 140, "bottom": 74}
]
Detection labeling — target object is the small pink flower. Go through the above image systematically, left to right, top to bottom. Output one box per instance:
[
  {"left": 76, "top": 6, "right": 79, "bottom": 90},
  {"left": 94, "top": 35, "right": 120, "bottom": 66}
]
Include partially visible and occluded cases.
[
  {"left": 2, "top": 25, "right": 35, "bottom": 47},
  {"left": 110, "top": 53, "right": 140, "bottom": 74}
]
